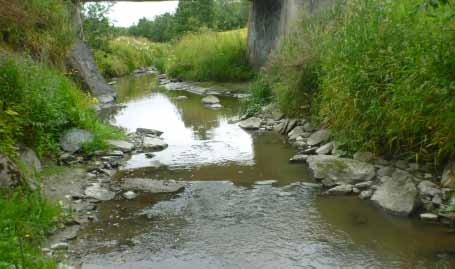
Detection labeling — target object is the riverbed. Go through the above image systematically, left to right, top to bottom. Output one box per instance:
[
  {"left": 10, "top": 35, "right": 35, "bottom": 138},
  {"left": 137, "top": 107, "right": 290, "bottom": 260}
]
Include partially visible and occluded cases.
[{"left": 71, "top": 73, "right": 455, "bottom": 268}]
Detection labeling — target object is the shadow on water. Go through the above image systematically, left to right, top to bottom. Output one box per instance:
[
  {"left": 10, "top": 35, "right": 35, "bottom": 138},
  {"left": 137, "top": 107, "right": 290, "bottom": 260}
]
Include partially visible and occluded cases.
[{"left": 75, "top": 74, "right": 455, "bottom": 269}]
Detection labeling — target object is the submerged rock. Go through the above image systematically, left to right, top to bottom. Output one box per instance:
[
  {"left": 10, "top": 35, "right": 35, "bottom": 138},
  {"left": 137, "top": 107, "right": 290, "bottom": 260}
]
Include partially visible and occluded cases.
[
  {"left": 201, "top": 95, "right": 220, "bottom": 105},
  {"left": 239, "top": 117, "right": 262, "bottom": 130},
  {"left": 60, "top": 128, "right": 94, "bottom": 153},
  {"left": 307, "top": 129, "right": 331, "bottom": 146},
  {"left": 306, "top": 155, "right": 375, "bottom": 184},
  {"left": 371, "top": 170, "right": 418, "bottom": 216},
  {"left": 122, "top": 178, "right": 185, "bottom": 193}
]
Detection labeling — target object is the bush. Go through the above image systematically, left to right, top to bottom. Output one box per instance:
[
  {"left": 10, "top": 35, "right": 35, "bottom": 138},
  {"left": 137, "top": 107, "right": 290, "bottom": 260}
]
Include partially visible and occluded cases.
[
  {"left": 0, "top": 0, "right": 75, "bottom": 66},
  {"left": 265, "top": 0, "right": 455, "bottom": 163},
  {"left": 166, "top": 29, "right": 254, "bottom": 82},
  {"left": 95, "top": 37, "right": 169, "bottom": 78},
  {"left": 0, "top": 55, "right": 123, "bottom": 158},
  {"left": 0, "top": 189, "right": 61, "bottom": 269}
]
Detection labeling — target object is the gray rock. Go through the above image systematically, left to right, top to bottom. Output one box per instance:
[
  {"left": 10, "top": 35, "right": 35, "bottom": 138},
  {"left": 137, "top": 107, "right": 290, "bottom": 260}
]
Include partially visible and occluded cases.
[
  {"left": 201, "top": 95, "right": 220, "bottom": 105},
  {"left": 175, "top": 96, "right": 188, "bottom": 100},
  {"left": 209, "top": 103, "right": 223, "bottom": 109},
  {"left": 272, "top": 111, "right": 285, "bottom": 121},
  {"left": 239, "top": 117, "right": 262, "bottom": 130},
  {"left": 284, "top": 119, "right": 298, "bottom": 134},
  {"left": 274, "top": 121, "right": 287, "bottom": 133},
  {"left": 303, "top": 122, "right": 316, "bottom": 132},
  {"left": 288, "top": 126, "right": 306, "bottom": 141},
  {"left": 60, "top": 128, "right": 94, "bottom": 153},
  {"left": 136, "top": 128, "right": 163, "bottom": 137},
  {"left": 307, "top": 129, "right": 331, "bottom": 146},
  {"left": 142, "top": 136, "right": 168, "bottom": 151},
  {"left": 107, "top": 140, "right": 134, "bottom": 153},
  {"left": 316, "top": 142, "right": 334, "bottom": 155},
  {"left": 19, "top": 147, "right": 41, "bottom": 172},
  {"left": 105, "top": 150, "right": 124, "bottom": 157},
  {"left": 353, "top": 152, "right": 375, "bottom": 163},
  {"left": 0, "top": 154, "right": 25, "bottom": 189},
  {"left": 289, "top": 154, "right": 309, "bottom": 163},
  {"left": 307, "top": 155, "right": 376, "bottom": 184},
  {"left": 441, "top": 159, "right": 455, "bottom": 188},
  {"left": 395, "top": 160, "right": 409, "bottom": 170},
  {"left": 377, "top": 166, "right": 395, "bottom": 178},
  {"left": 371, "top": 170, "right": 418, "bottom": 216},
  {"left": 122, "top": 178, "right": 185, "bottom": 193},
  {"left": 321, "top": 178, "right": 337, "bottom": 188},
  {"left": 418, "top": 180, "right": 441, "bottom": 197},
  {"left": 355, "top": 181, "right": 373, "bottom": 190},
  {"left": 84, "top": 184, "right": 115, "bottom": 201},
  {"left": 327, "top": 184, "right": 353, "bottom": 195},
  {"left": 353, "top": 187, "right": 360, "bottom": 194},
  {"left": 359, "top": 190, "right": 373, "bottom": 200},
  {"left": 122, "top": 191, "right": 138, "bottom": 200},
  {"left": 432, "top": 195, "right": 443, "bottom": 206},
  {"left": 420, "top": 213, "right": 438, "bottom": 221},
  {"left": 48, "top": 225, "right": 80, "bottom": 243},
  {"left": 51, "top": 242, "right": 69, "bottom": 250}
]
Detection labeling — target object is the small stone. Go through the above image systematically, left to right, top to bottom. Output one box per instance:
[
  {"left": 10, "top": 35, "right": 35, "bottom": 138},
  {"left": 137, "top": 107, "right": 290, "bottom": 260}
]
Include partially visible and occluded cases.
[
  {"left": 201, "top": 95, "right": 220, "bottom": 105},
  {"left": 175, "top": 96, "right": 188, "bottom": 100},
  {"left": 209, "top": 104, "right": 223, "bottom": 109},
  {"left": 239, "top": 117, "right": 262, "bottom": 130},
  {"left": 303, "top": 122, "right": 316, "bottom": 132},
  {"left": 288, "top": 126, "right": 306, "bottom": 141},
  {"left": 136, "top": 128, "right": 164, "bottom": 137},
  {"left": 307, "top": 129, "right": 331, "bottom": 146},
  {"left": 142, "top": 137, "right": 168, "bottom": 151},
  {"left": 107, "top": 140, "right": 134, "bottom": 152},
  {"left": 316, "top": 142, "right": 334, "bottom": 155},
  {"left": 353, "top": 152, "right": 375, "bottom": 163},
  {"left": 289, "top": 154, "right": 309, "bottom": 163},
  {"left": 395, "top": 160, "right": 409, "bottom": 170},
  {"left": 377, "top": 166, "right": 395, "bottom": 178},
  {"left": 255, "top": 180, "right": 277, "bottom": 185},
  {"left": 418, "top": 180, "right": 441, "bottom": 197},
  {"left": 355, "top": 181, "right": 373, "bottom": 190},
  {"left": 84, "top": 184, "right": 115, "bottom": 201},
  {"left": 327, "top": 184, "right": 353, "bottom": 195},
  {"left": 353, "top": 187, "right": 360, "bottom": 194},
  {"left": 359, "top": 190, "right": 373, "bottom": 200},
  {"left": 122, "top": 191, "right": 138, "bottom": 200},
  {"left": 432, "top": 195, "right": 443, "bottom": 206},
  {"left": 420, "top": 213, "right": 439, "bottom": 221},
  {"left": 51, "top": 242, "right": 69, "bottom": 250}
]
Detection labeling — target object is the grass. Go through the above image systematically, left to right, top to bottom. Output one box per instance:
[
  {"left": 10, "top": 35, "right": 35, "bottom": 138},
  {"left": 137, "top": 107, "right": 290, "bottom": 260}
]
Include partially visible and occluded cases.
[
  {"left": 0, "top": 0, "right": 75, "bottom": 67},
  {"left": 255, "top": 0, "right": 455, "bottom": 165},
  {"left": 166, "top": 29, "right": 254, "bottom": 82},
  {"left": 94, "top": 36, "right": 169, "bottom": 78},
  {"left": 0, "top": 54, "right": 124, "bottom": 159},
  {"left": 0, "top": 189, "right": 62, "bottom": 269}
]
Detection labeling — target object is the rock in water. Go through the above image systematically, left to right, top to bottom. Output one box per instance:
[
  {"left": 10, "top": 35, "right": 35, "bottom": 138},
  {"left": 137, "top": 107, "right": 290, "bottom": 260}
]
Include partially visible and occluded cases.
[
  {"left": 201, "top": 95, "right": 220, "bottom": 105},
  {"left": 239, "top": 117, "right": 262, "bottom": 130},
  {"left": 60, "top": 128, "right": 94, "bottom": 153},
  {"left": 136, "top": 128, "right": 163, "bottom": 137},
  {"left": 307, "top": 129, "right": 331, "bottom": 146},
  {"left": 142, "top": 137, "right": 168, "bottom": 151},
  {"left": 107, "top": 140, "right": 135, "bottom": 153},
  {"left": 306, "top": 155, "right": 375, "bottom": 184},
  {"left": 371, "top": 170, "right": 418, "bottom": 216},
  {"left": 122, "top": 178, "right": 185, "bottom": 193},
  {"left": 84, "top": 184, "right": 115, "bottom": 201},
  {"left": 327, "top": 184, "right": 353, "bottom": 195}
]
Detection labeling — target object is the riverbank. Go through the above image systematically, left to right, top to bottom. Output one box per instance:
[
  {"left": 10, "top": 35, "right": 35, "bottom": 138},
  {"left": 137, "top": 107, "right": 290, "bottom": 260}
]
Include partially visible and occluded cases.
[{"left": 239, "top": 105, "right": 455, "bottom": 225}]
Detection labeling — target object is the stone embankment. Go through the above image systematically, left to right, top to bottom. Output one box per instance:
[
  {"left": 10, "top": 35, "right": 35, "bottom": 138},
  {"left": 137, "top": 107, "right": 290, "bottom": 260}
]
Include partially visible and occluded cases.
[{"left": 238, "top": 104, "right": 455, "bottom": 225}]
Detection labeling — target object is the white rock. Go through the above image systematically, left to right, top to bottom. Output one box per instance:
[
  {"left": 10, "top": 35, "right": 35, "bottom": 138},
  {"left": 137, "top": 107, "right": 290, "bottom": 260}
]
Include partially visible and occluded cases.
[
  {"left": 201, "top": 95, "right": 220, "bottom": 104},
  {"left": 142, "top": 136, "right": 168, "bottom": 151},
  {"left": 316, "top": 142, "right": 334, "bottom": 155},
  {"left": 84, "top": 184, "right": 115, "bottom": 201},
  {"left": 327, "top": 184, "right": 353, "bottom": 195},
  {"left": 359, "top": 189, "right": 373, "bottom": 200},
  {"left": 123, "top": 191, "right": 138, "bottom": 200},
  {"left": 420, "top": 213, "right": 438, "bottom": 221}
]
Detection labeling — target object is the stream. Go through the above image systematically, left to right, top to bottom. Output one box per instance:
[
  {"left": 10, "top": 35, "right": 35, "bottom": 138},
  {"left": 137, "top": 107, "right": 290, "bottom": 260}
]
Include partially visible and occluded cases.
[{"left": 72, "top": 74, "right": 455, "bottom": 268}]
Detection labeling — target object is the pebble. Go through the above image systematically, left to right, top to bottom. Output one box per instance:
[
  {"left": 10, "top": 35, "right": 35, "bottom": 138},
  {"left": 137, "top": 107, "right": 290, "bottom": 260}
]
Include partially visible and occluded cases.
[{"left": 420, "top": 213, "right": 439, "bottom": 221}]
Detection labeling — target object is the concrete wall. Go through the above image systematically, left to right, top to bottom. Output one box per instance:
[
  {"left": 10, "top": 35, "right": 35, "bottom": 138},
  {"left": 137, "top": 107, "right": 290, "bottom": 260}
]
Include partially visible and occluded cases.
[{"left": 247, "top": 0, "right": 335, "bottom": 68}]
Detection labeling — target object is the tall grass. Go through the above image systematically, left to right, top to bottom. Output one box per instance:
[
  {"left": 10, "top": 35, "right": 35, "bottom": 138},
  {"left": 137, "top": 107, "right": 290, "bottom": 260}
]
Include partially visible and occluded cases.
[
  {"left": 0, "top": 0, "right": 75, "bottom": 66},
  {"left": 260, "top": 0, "right": 455, "bottom": 164},
  {"left": 166, "top": 29, "right": 254, "bottom": 82},
  {"left": 95, "top": 36, "right": 169, "bottom": 78},
  {"left": 0, "top": 55, "right": 123, "bottom": 158},
  {"left": 0, "top": 189, "right": 61, "bottom": 269}
]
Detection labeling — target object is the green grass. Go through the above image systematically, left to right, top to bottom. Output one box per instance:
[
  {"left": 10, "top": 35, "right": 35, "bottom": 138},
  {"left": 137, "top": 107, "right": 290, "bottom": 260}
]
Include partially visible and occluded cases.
[
  {"left": 0, "top": 0, "right": 75, "bottom": 67},
  {"left": 257, "top": 0, "right": 455, "bottom": 164},
  {"left": 166, "top": 29, "right": 254, "bottom": 82},
  {"left": 95, "top": 36, "right": 169, "bottom": 78},
  {"left": 0, "top": 54, "right": 124, "bottom": 159},
  {"left": 0, "top": 189, "right": 62, "bottom": 269}
]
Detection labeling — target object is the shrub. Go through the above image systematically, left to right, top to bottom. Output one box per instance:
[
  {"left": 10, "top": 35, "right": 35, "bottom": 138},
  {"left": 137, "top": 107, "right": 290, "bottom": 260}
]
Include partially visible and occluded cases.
[
  {"left": 166, "top": 29, "right": 254, "bottom": 82},
  {"left": 95, "top": 37, "right": 169, "bottom": 78},
  {"left": 0, "top": 55, "right": 123, "bottom": 158},
  {"left": 0, "top": 189, "right": 61, "bottom": 269}
]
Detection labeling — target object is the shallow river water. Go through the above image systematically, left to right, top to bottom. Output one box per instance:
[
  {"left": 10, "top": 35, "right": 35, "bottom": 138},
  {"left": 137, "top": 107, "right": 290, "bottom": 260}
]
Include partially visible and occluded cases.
[{"left": 73, "top": 74, "right": 455, "bottom": 268}]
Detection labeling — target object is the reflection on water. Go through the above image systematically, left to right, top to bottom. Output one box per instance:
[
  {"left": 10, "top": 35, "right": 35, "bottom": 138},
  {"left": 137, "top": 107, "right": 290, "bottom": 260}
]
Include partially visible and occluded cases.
[{"left": 75, "top": 74, "right": 455, "bottom": 269}]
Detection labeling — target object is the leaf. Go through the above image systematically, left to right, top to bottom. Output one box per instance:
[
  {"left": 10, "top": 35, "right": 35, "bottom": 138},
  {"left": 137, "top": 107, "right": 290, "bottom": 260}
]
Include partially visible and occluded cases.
[{"left": 5, "top": 109, "right": 19, "bottom": 116}]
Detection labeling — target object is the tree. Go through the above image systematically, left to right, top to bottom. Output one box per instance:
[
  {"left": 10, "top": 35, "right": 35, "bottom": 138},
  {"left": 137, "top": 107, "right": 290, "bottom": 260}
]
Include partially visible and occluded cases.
[{"left": 82, "top": 2, "right": 115, "bottom": 50}]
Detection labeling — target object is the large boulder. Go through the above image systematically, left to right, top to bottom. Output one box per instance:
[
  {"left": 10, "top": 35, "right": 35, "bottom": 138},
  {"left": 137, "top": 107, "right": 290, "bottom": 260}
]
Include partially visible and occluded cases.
[
  {"left": 239, "top": 117, "right": 262, "bottom": 130},
  {"left": 60, "top": 128, "right": 94, "bottom": 153},
  {"left": 307, "top": 129, "right": 331, "bottom": 146},
  {"left": 0, "top": 155, "right": 24, "bottom": 189},
  {"left": 306, "top": 155, "right": 375, "bottom": 184},
  {"left": 371, "top": 170, "right": 419, "bottom": 216},
  {"left": 121, "top": 178, "right": 185, "bottom": 194}
]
